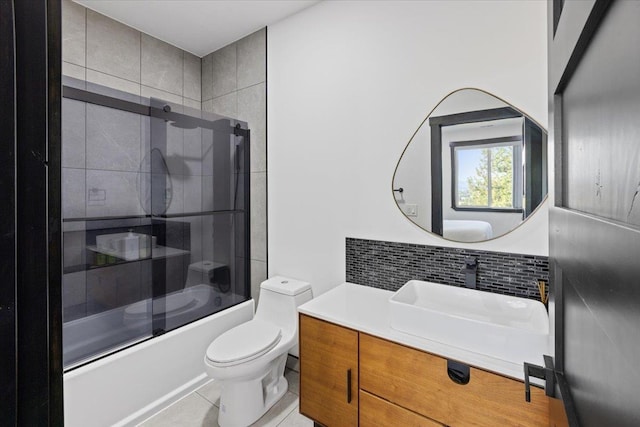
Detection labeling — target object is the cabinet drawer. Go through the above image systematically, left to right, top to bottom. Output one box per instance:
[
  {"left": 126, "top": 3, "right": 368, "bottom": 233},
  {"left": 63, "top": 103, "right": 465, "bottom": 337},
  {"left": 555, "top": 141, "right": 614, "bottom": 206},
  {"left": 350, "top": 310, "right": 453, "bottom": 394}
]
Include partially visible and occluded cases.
[
  {"left": 360, "top": 333, "right": 548, "bottom": 427},
  {"left": 360, "top": 390, "right": 443, "bottom": 427}
]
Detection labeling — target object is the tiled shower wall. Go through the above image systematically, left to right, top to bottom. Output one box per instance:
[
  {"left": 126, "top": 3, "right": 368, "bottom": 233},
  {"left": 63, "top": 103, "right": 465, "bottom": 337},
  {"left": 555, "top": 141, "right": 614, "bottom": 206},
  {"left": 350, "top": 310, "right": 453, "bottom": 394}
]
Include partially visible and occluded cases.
[
  {"left": 61, "top": 0, "right": 267, "bottom": 304},
  {"left": 61, "top": 0, "right": 203, "bottom": 219},
  {"left": 61, "top": 0, "right": 207, "bottom": 315},
  {"left": 62, "top": 0, "right": 201, "bottom": 109},
  {"left": 201, "top": 30, "right": 267, "bottom": 301},
  {"left": 346, "top": 238, "right": 549, "bottom": 301}
]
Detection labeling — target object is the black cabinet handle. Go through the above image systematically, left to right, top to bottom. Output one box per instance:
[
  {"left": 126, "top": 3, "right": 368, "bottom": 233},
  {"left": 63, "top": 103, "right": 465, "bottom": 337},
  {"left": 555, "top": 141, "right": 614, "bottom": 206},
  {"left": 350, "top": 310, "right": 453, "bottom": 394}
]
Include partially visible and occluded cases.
[
  {"left": 447, "top": 359, "right": 470, "bottom": 385},
  {"left": 346, "top": 369, "right": 352, "bottom": 403}
]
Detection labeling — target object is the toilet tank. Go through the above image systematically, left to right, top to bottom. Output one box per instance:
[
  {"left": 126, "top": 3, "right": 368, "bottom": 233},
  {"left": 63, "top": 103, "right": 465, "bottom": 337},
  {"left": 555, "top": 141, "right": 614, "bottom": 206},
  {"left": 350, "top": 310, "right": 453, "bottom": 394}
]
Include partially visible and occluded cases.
[
  {"left": 185, "top": 260, "right": 228, "bottom": 288},
  {"left": 254, "top": 276, "right": 312, "bottom": 356},
  {"left": 260, "top": 276, "right": 311, "bottom": 297}
]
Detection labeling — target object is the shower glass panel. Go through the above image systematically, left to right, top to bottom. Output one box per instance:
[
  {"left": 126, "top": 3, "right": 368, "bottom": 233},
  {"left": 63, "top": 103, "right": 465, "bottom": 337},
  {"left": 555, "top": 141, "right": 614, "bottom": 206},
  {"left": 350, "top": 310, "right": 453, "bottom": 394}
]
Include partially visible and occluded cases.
[{"left": 61, "top": 78, "right": 250, "bottom": 369}]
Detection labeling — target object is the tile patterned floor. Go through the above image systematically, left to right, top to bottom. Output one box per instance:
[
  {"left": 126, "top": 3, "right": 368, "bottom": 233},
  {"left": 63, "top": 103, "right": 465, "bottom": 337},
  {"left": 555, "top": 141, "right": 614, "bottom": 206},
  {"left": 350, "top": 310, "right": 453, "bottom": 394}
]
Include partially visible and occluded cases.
[{"left": 138, "top": 369, "right": 313, "bottom": 427}]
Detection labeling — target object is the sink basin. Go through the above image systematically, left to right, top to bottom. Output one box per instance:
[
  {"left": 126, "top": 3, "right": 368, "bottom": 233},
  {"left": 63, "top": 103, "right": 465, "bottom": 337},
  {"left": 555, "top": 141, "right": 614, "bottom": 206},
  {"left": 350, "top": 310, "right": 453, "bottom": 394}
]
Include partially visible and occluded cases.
[{"left": 389, "top": 280, "right": 549, "bottom": 364}]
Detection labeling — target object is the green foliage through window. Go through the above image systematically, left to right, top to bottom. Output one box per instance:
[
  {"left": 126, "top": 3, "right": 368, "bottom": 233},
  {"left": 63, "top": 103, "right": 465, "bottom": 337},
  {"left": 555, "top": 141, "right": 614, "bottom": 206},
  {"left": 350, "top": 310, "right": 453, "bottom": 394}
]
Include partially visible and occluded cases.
[{"left": 454, "top": 140, "right": 522, "bottom": 210}]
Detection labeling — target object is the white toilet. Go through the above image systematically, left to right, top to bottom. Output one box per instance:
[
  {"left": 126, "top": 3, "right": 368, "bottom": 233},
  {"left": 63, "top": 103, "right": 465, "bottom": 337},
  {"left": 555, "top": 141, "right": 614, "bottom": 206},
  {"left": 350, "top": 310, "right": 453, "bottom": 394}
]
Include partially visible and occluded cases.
[{"left": 204, "top": 276, "right": 312, "bottom": 427}]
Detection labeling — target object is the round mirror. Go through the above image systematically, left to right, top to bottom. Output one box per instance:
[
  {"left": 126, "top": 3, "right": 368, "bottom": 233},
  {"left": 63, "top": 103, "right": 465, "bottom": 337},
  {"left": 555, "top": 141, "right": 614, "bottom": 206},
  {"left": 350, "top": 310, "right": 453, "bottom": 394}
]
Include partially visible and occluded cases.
[{"left": 393, "top": 88, "right": 547, "bottom": 242}]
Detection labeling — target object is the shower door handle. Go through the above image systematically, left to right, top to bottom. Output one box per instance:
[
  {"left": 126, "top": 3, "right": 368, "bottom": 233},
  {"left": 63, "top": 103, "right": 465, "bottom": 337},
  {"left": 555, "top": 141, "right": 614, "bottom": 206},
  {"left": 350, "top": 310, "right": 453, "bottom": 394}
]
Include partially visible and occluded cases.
[{"left": 346, "top": 369, "right": 352, "bottom": 403}]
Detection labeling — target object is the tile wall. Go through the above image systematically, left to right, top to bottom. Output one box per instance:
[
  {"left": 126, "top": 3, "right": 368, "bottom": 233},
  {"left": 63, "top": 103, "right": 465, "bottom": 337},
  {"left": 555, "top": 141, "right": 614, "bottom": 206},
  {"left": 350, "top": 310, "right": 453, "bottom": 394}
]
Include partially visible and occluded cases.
[
  {"left": 61, "top": 0, "right": 266, "bottom": 313},
  {"left": 61, "top": 0, "right": 203, "bottom": 219},
  {"left": 61, "top": 0, "right": 207, "bottom": 319},
  {"left": 62, "top": 0, "right": 201, "bottom": 108},
  {"left": 201, "top": 29, "right": 267, "bottom": 301},
  {"left": 346, "top": 238, "right": 549, "bottom": 301}
]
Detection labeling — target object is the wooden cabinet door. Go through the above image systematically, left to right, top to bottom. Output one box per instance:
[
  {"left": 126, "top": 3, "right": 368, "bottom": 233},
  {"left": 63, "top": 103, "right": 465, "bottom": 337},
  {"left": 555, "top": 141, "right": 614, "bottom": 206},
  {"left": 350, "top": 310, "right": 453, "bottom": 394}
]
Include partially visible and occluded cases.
[
  {"left": 299, "top": 314, "right": 358, "bottom": 426},
  {"left": 360, "top": 333, "right": 548, "bottom": 427}
]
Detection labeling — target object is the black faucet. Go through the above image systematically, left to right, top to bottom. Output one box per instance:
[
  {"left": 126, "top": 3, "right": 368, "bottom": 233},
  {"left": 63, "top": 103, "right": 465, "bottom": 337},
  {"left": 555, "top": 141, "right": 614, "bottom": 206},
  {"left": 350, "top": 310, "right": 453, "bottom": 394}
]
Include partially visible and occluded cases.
[{"left": 461, "top": 257, "right": 478, "bottom": 289}]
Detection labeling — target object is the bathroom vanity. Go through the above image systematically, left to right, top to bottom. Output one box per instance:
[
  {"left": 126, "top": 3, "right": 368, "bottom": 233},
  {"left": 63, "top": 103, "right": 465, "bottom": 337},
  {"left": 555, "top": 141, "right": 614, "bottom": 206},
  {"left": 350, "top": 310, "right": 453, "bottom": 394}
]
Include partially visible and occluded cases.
[{"left": 298, "top": 283, "right": 561, "bottom": 427}]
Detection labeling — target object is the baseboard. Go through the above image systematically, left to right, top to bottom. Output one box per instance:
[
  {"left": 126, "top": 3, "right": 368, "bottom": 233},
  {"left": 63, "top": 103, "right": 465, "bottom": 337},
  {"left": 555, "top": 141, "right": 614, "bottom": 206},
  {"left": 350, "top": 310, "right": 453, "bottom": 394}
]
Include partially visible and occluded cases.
[{"left": 117, "top": 374, "right": 210, "bottom": 426}]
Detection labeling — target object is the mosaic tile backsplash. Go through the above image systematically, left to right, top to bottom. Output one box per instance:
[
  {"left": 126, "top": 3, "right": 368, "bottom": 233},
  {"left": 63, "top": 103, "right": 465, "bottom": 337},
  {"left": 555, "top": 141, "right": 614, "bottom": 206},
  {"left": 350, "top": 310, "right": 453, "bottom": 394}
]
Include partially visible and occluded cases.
[{"left": 346, "top": 238, "right": 549, "bottom": 301}]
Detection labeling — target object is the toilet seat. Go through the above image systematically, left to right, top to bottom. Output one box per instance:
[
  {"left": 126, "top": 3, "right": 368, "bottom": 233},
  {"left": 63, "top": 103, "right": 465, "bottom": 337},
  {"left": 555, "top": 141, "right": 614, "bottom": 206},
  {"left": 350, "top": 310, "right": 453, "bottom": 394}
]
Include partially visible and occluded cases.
[{"left": 206, "top": 320, "right": 282, "bottom": 367}]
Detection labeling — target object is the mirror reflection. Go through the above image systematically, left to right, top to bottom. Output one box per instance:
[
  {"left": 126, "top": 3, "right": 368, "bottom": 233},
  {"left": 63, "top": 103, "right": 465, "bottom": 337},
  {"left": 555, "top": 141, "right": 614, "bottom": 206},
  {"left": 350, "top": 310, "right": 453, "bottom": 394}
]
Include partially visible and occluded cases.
[{"left": 393, "top": 88, "right": 547, "bottom": 242}]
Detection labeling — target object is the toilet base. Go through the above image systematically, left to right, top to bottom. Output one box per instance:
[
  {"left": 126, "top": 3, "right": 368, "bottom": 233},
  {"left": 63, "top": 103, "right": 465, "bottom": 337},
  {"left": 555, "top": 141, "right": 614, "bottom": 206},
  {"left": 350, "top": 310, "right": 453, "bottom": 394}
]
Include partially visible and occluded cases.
[{"left": 217, "top": 353, "right": 288, "bottom": 427}]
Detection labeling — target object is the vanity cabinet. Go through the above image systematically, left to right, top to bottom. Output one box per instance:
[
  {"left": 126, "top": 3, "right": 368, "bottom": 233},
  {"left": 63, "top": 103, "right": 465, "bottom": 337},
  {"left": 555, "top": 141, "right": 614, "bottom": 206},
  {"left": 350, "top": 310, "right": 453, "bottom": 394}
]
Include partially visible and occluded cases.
[
  {"left": 299, "top": 313, "right": 550, "bottom": 427},
  {"left": 299, "top": 314, "right": 359, "bottom": 427}
]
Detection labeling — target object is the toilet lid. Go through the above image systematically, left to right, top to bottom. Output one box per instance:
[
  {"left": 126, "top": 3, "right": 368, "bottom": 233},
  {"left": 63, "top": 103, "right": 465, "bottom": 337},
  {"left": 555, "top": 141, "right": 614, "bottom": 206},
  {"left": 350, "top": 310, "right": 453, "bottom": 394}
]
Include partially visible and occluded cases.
[{"left": 206, "top": 320, "right": 282, "bottom": 366}]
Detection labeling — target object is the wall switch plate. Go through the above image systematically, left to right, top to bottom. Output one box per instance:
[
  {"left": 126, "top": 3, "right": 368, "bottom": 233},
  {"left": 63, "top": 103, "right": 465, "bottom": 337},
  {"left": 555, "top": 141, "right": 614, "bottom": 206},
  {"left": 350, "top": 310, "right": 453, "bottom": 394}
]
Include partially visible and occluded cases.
[
  {"left": 88, "top": 188, "right": 106, "bottom": 206},
  {"left": 405, "top": 204, "right": 418, "bottom": 217}
]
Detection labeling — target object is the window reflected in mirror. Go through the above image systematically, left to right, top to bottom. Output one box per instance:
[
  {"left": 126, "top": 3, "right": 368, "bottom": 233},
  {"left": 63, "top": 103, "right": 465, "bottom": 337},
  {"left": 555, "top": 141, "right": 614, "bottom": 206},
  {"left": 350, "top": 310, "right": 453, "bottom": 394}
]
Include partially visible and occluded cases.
[{"left": 451, "top": 136, "right": 522, "bottom": 211}]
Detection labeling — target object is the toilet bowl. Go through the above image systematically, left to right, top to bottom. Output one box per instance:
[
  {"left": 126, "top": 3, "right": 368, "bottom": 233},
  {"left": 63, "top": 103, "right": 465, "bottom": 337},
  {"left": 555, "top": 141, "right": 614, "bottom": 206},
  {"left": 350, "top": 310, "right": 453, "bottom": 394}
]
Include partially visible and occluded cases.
[{"left": 204, "top": 276, "right": 312, "bottom": 427}]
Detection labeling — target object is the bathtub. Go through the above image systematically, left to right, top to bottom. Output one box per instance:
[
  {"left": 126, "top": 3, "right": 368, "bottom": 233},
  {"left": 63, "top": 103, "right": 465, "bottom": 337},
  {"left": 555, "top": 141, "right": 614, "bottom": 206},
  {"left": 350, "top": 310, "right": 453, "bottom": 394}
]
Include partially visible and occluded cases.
[
  {"left": 63, "top": 285, "right": 243, "bottom": 368},
  {"left": 63, "top": 298, "right": 254, "bottom": 427}
]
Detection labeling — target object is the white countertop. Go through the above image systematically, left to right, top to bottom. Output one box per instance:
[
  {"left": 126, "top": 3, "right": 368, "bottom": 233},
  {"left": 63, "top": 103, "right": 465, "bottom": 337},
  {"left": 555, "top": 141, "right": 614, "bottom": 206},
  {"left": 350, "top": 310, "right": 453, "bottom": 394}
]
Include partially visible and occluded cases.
[{"left": 298, "top": 282, "right": 547, "bottom": 383}]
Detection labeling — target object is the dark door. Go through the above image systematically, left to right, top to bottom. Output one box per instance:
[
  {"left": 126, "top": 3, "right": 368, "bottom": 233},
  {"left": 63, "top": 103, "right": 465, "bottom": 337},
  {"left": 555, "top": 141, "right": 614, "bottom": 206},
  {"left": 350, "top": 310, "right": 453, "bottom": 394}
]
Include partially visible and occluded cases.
[
  {"left": 0, "top": 0, "right": 17, "bottom": 424},
  {"left": 1, "top": 0, "right": 64, "bottom": 425},
  {"left": 549, "top": 1, "right": 640, "bottom": 425}
]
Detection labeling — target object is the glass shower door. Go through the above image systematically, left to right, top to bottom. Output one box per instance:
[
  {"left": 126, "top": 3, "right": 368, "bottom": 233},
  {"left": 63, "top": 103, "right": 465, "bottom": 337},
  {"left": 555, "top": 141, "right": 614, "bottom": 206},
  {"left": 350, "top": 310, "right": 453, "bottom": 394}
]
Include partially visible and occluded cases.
[
  {"left": 61, "top": 80, "right": 250, "bottom": 369},
  {"left": 61, "top": 81, "right": 155, "bottom": 368},
  {"left": 146, "top": 99, "right": 250, "bottom": 333}
]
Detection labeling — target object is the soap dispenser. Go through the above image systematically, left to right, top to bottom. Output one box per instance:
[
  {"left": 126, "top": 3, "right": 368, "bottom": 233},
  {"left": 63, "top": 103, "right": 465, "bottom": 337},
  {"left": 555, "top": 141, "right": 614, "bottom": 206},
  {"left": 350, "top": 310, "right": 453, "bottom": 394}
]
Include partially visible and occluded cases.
[{"left": 123, "top": 230, "right": 140, "bottom": 261}]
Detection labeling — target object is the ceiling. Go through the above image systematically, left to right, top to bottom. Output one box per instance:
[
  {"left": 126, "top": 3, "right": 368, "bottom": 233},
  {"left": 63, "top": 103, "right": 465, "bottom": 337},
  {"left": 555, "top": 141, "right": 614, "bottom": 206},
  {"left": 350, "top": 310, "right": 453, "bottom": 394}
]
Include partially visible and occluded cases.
[{"left": 74, "top": 0, "right": 320, "bottom": 57}]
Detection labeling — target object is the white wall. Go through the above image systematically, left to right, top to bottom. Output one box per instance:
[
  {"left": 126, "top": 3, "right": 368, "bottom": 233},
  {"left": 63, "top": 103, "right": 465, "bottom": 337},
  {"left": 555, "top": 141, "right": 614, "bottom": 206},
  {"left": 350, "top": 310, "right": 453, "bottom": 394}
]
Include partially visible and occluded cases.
[{"left": 267, "top": 1, "right": 548, "bottom": 296}]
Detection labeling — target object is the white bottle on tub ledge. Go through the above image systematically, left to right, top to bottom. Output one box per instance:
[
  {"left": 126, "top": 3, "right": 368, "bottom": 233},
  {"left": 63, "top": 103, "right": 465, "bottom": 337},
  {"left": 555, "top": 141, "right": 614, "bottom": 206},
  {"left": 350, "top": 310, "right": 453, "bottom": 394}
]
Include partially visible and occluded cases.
[
  {"left": 122, "top": 230, "right": 140, "bottom": 261},
  {"left": 138, "top": 234, "right": 152, "bottom": 258}
]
